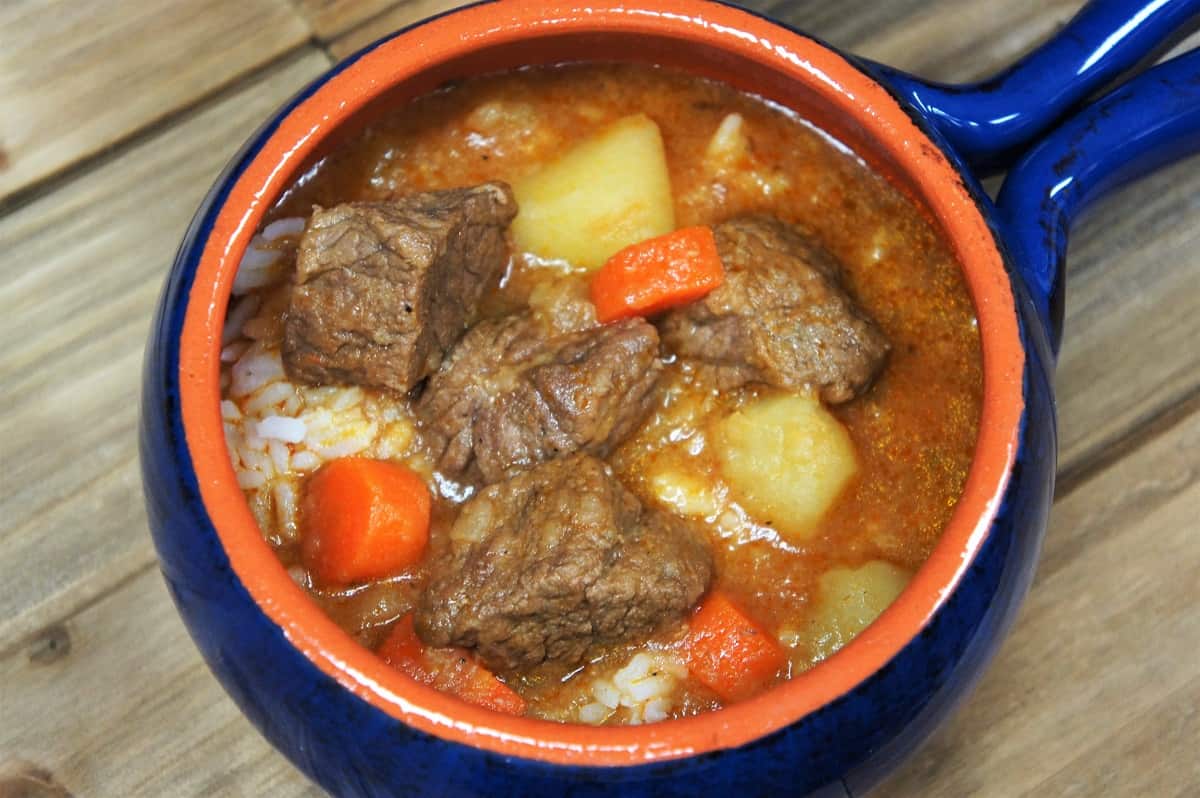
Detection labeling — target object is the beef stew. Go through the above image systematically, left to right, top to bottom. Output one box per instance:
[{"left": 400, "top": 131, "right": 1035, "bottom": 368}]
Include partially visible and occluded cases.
[{"left": 219, "top": 62, "right": 981, "bottom": 725}]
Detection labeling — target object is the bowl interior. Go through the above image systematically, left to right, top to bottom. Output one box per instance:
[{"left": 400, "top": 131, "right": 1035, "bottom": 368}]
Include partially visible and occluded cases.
[{"left": 176, "top": 0, "right": 1024, "bottom": 766}]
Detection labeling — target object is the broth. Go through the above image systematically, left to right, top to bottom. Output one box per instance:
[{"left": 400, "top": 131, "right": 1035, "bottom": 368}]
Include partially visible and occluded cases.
[{"left": 222, "top": 62, "right": 981, "bottom": 723}]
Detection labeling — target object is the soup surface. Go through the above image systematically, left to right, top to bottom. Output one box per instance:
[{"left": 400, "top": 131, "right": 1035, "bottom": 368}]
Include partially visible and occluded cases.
[{"left": 219, "top": 63, "right": 981, "bottom": 724}]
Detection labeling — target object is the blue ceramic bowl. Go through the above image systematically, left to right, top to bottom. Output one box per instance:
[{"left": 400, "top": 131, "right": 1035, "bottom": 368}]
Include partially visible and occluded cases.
[{"left": 140, "top": 1, "right": 1200, "bottom": 794}]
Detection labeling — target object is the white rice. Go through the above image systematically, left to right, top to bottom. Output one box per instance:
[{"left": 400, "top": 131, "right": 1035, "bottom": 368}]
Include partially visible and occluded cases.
[
  {"left": 221, "top": 217, "right": 693, "bottom": 722},
  {"left": 231, "top": 217, "right": 306, "bottom": 295},
  {"left": 262, "top": 217, "right": 307, "bottom": 240},
  {"left": 221, "top": 248, "right": 418, "bottom": 544},
  {"left": 222, "top": 295, "right": 260, "bottom": 346},
  {"left": 220, "top": 340, "right": 250, "bottom": 364},
  {"left": 231, "top": 345, "right": 286, "bottom": 397},
  {"left": 246, "top": 382, "right": 297, "bottom": 416},
  {"left": 220, "top": 399, "right": 241, "bottom": 421},
  {"left": 257, "top": 414, "right": 306, "bottom": 443},
  {"left": 267, "top": 438, "right": 292, "bottom": 473},
  {"left": 239, "top": 447, "right": 274, "bottom": 477},
  {"left": 290, "top": 450, "right": 321, "bottom": 472},
  {"left": 236, "top": 470, "right": 267, "bottom": 490},
  {"left": 272, "top": 479, "right": 299, "bottom": 541},
  {"left": 577, "top": 651, "right": 687, "bottom": 725}
]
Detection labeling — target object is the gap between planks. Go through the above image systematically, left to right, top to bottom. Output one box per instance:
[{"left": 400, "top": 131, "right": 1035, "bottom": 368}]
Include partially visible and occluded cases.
[
  {"left": 0, "top": 0, "right": 315, "bottom": 206},
  {"left": 0, "top": 48, "right": 335, "bottom": 650},
  {"left": 1057, "top": 383, "right": 1200, "bottom": 500},
  {"left": 0, "top": 559, "right": 159, "bottom": 663}
]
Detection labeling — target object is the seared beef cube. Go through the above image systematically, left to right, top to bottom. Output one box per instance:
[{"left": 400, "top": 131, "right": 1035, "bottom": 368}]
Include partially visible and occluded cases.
[
  {"left": 283, "top": 182, "right": 517, "bottom": 393},
  {"left": 660, "top": 216, "right": 889, "bottom": 403},
  {"left": 416, "top": 315, "right": 663, "bottom": 484},
  {"left": 415, "top": 454, "right": 713, "bottom": 671}
]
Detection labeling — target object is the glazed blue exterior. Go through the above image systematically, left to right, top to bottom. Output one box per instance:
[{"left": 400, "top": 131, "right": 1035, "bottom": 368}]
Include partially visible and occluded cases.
[
  {"left": 876, "top": 0, "right": 1200, "bottom": 174},
  {"left": 139, "top": 1, "right": 1200, "bottom": 795},
  {"left": 994, "top": 48, "right": 1200, "bottom": 353}
]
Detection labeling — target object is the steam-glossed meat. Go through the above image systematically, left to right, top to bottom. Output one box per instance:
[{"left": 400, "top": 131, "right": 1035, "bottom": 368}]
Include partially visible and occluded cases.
[
  {"left": 283, "top": 182, "right": 517, "bottom": 393},
  {"left": 660, "top": 216, "right": 889, "bottom": 403},
  {"left": 416, "top": 315, "right": 663, "bottom": 484},
  {"left": 415, "top": 454, "right": 713, "bottom": 671}
]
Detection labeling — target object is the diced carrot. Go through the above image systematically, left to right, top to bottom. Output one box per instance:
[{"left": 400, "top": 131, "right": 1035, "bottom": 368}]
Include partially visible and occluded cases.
[
  {"left": 590, "top": 226, "right": 724, "bottom": 323},
  {"left": 300, "top": 457, "right": 431, "bottom": 587},
  {"left": 681, "top": 591, "right": 787, "bottom": 702},
  {"left": 376, "top": 615, "right": 428, "bottom": 676},
  {"left": 378, "top": 616, "right": 527, "bottom": 716},
  {"left": 436, "top": 653, "right": 528, "bottom": 716}
]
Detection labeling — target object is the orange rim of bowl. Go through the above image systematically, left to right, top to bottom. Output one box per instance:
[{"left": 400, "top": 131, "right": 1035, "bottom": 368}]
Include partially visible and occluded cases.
[{"left": 178, "top": 0, "right": 1024, "bottom": 766}]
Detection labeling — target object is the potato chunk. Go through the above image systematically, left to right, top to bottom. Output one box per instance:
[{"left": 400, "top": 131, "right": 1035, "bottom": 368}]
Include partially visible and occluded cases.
[
  {"left": 704, "top": 113, "right": 748, "bottom": 168},
  {"left": 512, "top": 114, "right": 675, "bottom": 270},
  {"left": 714, "top": 393, "right": 857, "bottom": 539},
  {"left": 808, "top": 561, "right": 911, "bottom": 660}
]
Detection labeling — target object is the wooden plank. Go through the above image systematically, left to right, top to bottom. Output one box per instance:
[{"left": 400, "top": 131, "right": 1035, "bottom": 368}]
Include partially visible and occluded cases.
[
  {"left": 0, "top": 0, "right": 312, "bottom": 202},
  {"left": 290, "top": 0, "right": 409, "bottom": 41},
  {"left": 327, "top": 0, "right": 463, "bottom": 56},
  {"left": 327, "top": 0, "right": 1084, "bottom": 69},
  {"left": 824, "top": 0, "right": 1084, "bottom": 81},
  {"left": 1054, "top": 28, "right": 1200, "bottom": 478},
  {"left": 0, "top": 48, "right": 333, "bottom": 647},
  {"left": 1057, "top": 158, "right": 1200, "bottom": 478},
  {"left": 876, "top": 402, "right": 1200, "bottom": 796},
  {"left": 0, "top": 567, "right": 320, "bottom": 797},
  {"left": 1033, "top": 675, "right": 1200, "bottom": 797}
]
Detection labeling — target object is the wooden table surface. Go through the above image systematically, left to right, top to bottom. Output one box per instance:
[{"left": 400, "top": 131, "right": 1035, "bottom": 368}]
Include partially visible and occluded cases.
[{"left": 2, "top": 1, "right": 1198, "bottom": 795}]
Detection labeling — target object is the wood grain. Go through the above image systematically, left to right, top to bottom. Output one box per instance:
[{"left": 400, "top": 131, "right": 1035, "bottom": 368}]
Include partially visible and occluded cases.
[
  {"left": 0, "top": 0, "right": 312, "bottom": 203},
  {"left": 2, "top": 0, "right": 1198, "bottom": 795},
  {"left": 291, "top": 0, "right": 413, "bottom": 40},
  {"left": 327, "top": 0, "right": 465, "bottom": 56},
  {"left": 328, "top": 0, "right": 1085, "bottom": 67},
  {"left": 828, "top": 0, "right": 1083, "bottom": 80},
  {"left": 0, "top": 49, "right": 333, "bottom": 648},
  {"left": 1057, "top": 158, "right": 1200, "bottom": 479},
  {"left": 877, "top": 396, "right": 1200, "bottom": 796},
  {"left": 0, "top": 566, "right": 321, "bottom": 797},
  {"left": 1032, "top": 675, "right": 1200, "bottom": 797}
]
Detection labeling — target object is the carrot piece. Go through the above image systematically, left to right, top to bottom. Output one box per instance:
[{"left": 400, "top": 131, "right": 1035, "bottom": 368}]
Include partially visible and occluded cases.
[
  {"left": 590, "top": 226, "right": 724, "bottom": 323},
  {"left": 300, "top": 457, "right": 431, "bottom": 587},
  {"left": 681, "top": 591, "right": 787, "bottom": 702},
  {"left": 377, "top": 615, "right": 429, "bottom": 675},
  {"left": 378, "top": 616, "right": 527, "bottom": 716},
  {"left": 439, "top": 654, "right": 528, "bottom": 716}
]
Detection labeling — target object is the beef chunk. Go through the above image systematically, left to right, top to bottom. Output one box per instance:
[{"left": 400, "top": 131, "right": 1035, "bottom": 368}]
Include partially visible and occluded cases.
[
  {"left": 283, "top": 182, "right": 517, "bottom": 393},
  {"left": 659, "top": 216, "right": 889, "bottom": 403},
  {"left": 415, "top": 315, "right": 663, "bottom": 484},
  {"left": 415, "top": 454, "right": 713, "bottom": 671}
]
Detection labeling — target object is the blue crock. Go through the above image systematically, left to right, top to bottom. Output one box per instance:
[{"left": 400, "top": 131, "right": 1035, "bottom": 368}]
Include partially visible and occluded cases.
[{"left": 140, "top": 1, "right": 1200, "bottom": 794}]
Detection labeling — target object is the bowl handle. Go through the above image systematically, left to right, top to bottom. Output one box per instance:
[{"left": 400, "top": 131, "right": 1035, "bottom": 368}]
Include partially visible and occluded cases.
[
  {"left": 872, "top": 0, "right": 1200, "bottom": 173},
  {"left": 993, "top": 47, "right": 1200, "bottom": 355}
]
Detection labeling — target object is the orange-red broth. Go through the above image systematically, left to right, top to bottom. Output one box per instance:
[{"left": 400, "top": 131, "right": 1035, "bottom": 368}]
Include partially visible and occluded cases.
[{"left": 257, "top": 63, "right": 981, "bottom": 722}]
